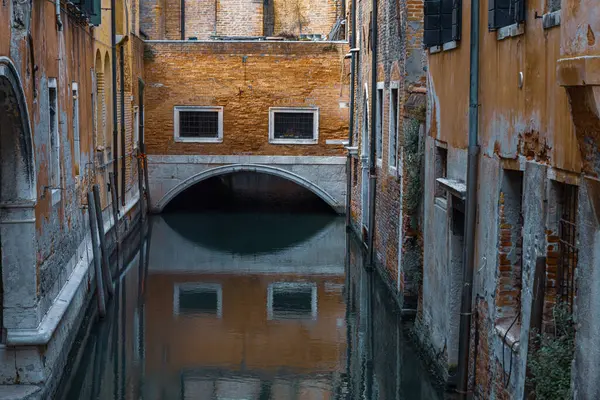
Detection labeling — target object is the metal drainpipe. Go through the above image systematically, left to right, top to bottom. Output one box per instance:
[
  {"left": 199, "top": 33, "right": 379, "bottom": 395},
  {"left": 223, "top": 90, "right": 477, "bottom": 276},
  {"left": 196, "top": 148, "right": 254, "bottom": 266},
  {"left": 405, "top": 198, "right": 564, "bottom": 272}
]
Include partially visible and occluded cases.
[
  {"left": 55, "top": 0, "right": 63, "bottom": 30},
  {"left": 111, "top": 0, "right": 120, "bottom": 212},
  {"left": 180, "top": 0, "right": 185, "bottom": 40},
  {"left": 345, "top": 0, "right": 357, "bottom": 230},
  {"left": 367, "top": 0, "right": 378, "bottom": 266},
  {"left": 457, "top": 0, "right": 481, "bottom": 396},
  {"left": 120, "top": 44, "right": 126, "bottom": 206}
]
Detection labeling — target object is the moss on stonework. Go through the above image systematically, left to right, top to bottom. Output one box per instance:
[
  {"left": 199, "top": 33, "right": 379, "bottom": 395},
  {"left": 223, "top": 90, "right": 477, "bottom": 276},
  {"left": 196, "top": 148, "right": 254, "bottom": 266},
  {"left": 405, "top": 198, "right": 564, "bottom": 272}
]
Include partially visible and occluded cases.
[{"left": 403, "top": 117, "right": 423, "bottom": 216}]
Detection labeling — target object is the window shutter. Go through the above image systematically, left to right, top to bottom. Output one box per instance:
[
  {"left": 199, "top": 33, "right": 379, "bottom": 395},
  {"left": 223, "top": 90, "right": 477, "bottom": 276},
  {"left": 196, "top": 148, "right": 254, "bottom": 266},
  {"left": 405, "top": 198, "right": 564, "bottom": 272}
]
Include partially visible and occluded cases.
[
  {"left": 89, "top": 0, "right": 102, "bottom": 26},
  {"left": 441, "top": 0, "right": 453, "bottom": 43},
  {"left": 451, "top": 0, "right": 461, "bottom": 41},
  {"left": 488, "top": 0, "right": 511, "bottom": 30},
  {"left": 514, "top": 0, "right": 526, "bottom": 23},
  {"left": 424, "top": 1, "right": 442, "bottom": 47}
]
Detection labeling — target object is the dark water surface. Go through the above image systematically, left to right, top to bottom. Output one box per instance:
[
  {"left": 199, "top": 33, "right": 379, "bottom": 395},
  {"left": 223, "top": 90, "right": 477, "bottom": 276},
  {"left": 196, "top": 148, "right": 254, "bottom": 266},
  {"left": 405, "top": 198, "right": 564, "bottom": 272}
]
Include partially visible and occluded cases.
[{"left": 58, "top": 212, "right": 443, "bottom": 400}]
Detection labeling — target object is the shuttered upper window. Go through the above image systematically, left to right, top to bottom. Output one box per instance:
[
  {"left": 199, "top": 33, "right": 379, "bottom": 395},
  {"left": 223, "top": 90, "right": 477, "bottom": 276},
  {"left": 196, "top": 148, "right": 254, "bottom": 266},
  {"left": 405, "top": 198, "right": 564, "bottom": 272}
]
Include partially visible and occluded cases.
[
  {"left": 424, "top": 0, "right": 461, "bottom": 48},
  {"left": 489, "top": 0, "right": 526, "bottom": 30}
]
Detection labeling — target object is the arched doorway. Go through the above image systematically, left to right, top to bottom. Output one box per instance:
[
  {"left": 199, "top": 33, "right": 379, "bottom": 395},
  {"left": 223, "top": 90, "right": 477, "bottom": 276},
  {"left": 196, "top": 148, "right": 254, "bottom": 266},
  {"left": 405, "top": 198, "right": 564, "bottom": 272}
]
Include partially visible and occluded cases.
[{"left": 0, "top": 57, "right": 37, "bottom": 334}]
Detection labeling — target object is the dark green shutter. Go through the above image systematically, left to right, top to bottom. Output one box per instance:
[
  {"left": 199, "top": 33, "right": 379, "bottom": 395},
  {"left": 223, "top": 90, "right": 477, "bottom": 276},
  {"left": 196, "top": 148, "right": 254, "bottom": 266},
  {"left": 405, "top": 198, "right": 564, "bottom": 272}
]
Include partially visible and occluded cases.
[
  {"left": 424, "top": 0, "right": 441, "bottom": 47},
  {"left": 451, "top": 0, "right": 461, "bottom": 41},
  {"left": 489, "top": 0, "right": 526, "bottom": 30}
]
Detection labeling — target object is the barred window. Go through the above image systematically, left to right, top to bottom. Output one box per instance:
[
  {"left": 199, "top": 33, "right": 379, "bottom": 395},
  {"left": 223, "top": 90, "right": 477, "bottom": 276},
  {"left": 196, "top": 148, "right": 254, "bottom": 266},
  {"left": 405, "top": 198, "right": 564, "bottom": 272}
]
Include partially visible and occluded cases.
[
  {"left": 174, "top": 106, "right": 223, "bottom": 143},
  {"left": 269, "top": 107, "right": 319, "bottom": 144}
]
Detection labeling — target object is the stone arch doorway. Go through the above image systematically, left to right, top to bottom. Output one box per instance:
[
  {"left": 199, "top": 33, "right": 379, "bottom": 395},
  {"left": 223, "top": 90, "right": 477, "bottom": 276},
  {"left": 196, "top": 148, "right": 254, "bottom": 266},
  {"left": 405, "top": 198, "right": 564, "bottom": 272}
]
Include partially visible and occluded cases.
[
  {"left": 0, "top": 57, "right": 37, "bottom": 336},
  {"left": 155, "top": 164, "right": 343, "bottom": 213}
]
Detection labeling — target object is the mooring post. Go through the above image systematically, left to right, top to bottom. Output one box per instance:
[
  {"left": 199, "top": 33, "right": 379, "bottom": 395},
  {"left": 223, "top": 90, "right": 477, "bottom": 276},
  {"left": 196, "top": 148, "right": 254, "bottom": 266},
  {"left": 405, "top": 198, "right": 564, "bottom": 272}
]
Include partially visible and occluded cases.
[
  {"left": 136, "top": 148, "right": 146, "bottom": 221},
  {"left": 109, "top": 172, "right": 120, "bottom": 249},
  {"left": 93, "top": 184, "right": 115, "bottom": 297},
  {"left": 87, "top": 191, "right": 107, "bottom": 318}
]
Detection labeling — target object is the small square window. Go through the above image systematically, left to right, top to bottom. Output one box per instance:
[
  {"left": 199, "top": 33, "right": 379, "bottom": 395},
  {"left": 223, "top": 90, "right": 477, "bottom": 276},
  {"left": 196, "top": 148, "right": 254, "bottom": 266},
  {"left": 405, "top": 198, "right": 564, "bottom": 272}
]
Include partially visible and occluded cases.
[
  {"left": 174, "top": 106, "right": 223, "bottom": 143},
  {"left": 269, "top": 107, "right": 319, "bottom": 144},
  {"left": 267, "top": 282, "right": 317, "bottom": 320},
  {"left": 173, "top": 283, "right": 222, "bottom": 317}
]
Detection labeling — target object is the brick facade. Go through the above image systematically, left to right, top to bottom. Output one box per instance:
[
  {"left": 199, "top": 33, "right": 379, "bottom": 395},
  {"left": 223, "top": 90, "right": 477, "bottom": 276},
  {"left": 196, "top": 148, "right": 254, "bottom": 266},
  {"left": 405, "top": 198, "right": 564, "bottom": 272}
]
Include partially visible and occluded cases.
[
  {"left": 348, "top": 0, "right": 425, "bottom": 303},
  {"left": 143, "top": 41, "right": 349, "bottom": 157}
]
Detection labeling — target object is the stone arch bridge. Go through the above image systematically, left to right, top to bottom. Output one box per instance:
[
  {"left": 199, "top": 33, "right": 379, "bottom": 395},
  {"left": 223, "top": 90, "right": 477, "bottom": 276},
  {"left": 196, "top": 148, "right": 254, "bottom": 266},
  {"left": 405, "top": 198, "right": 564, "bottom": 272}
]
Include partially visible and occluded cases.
[{"left": 147, "top": 155, "right": 347, "bottom": 213}]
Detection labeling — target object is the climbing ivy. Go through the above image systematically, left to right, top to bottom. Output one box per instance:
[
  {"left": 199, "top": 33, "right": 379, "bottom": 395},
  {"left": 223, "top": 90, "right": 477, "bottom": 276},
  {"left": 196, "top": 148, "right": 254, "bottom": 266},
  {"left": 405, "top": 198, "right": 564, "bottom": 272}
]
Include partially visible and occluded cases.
[
  {"left": 403, "top": 117, "right": 423, "bottom": 216},
  {"left": 528, "top": 302, "right": 575, "bottom": 400}
]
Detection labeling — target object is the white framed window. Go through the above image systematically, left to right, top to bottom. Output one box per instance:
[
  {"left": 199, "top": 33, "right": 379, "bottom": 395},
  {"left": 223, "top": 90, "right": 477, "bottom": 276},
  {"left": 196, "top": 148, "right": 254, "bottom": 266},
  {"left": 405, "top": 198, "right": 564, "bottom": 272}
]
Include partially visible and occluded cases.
[
  {"left": 48, "top": 78, "right": 61, "bottom": 204},
  {"left": 72, "top": 82, "right": 81, "bottom": 180},
  {"left": 375, "top": 82, "right": 384, "bottom": 166},
  {"left": 388, "top": 82, "right": 400, "bottom": 175},
  {"left": 133, "top": 106, "right": 139, "bottom": 149},
  {"left": 174, "top": 106, "right": 223, "bottom": 143},
  {"left": 268, "top": 107, "right": 319, "bottom": 145},
  {"left": 267, "top": 282, "right": 317, "bottom": 321},
  {"left": 173, "top": 283, "right": 223, "bottom": 318}
]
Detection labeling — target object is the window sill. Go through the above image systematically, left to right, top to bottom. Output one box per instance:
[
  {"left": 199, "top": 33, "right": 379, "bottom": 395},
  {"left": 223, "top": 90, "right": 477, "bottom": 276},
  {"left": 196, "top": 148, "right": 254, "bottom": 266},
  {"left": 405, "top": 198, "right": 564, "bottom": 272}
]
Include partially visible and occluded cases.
[
  {"left": 542, "top": 10, "right": 561, "bottom": 30},
  {"left": 497, "top": 24, "right": 525, "bottom": 41},
  {"left": 429, "top": 41, "right": 458, "bottom": 54},
  {"left": 174, "top": 137, "right": 223, "bottom": 143},
  {"left": 269, "top": 138, "right": 318, "bottom": 145},
  {"left": 326, "top": 139, "right": 349, "bottom": 146},
  {"left": 376, "top": 158, "right": 383, "bottom": 168},
  {"left": 388, "top": 165, "right": 398, "bottom": 177},
  {"left": 436, "top": 178, "right": 466, "bottom": 200},
  {"left": 51, "top": 189, "right": 61, "bottom": 206},
  {"left": 434, "top": 196, "right": 447, "bottom": 210},
  {"left": 495, "top": 318, "right": 521, "bottom": 352}
]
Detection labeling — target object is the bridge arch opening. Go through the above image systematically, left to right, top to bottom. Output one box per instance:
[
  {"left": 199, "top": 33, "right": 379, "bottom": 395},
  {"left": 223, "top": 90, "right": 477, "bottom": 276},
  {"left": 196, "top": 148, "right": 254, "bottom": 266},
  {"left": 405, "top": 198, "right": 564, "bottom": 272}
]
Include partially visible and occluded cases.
[{"left": 163, "top": 167, "right": 339, "bottom": 214}]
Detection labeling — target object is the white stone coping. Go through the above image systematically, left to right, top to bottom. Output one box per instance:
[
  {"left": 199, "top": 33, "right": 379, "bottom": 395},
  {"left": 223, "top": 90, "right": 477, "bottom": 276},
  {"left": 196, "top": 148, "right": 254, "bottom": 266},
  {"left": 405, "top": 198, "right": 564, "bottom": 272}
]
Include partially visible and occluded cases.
[
  {"left": 542, "top": 10, "right": 561, "bottom": 29},
  {"left": 497, "top": 23, "right": 525, "bottom": 41},
  {"left": 144, "top": 40, "right": 348, "bottom": 44},
  {"left": 325, "top": 139, "right": 349, "bottom": 145},
  {"left": 147, "top": 154, "right": 347, "bottom": 165},
  {"left": 436, "top": 178, "right": 466, "bottom": 199},
  {"left": 6, "top": 194, "right": 140, "bottom": 346}
]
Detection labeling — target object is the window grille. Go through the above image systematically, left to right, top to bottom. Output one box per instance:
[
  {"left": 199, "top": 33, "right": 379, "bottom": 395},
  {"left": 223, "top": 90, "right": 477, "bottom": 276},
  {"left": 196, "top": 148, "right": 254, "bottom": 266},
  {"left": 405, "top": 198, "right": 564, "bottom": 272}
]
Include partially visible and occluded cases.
[
  {"left": 179, "top": 111, "right": 219, "bottom": 138},
  {"left": 273, "top": 112, "right": 315, "bottom": 140},
  {"left": 558, "top": 184, "right": 578, "bottom": 310}
]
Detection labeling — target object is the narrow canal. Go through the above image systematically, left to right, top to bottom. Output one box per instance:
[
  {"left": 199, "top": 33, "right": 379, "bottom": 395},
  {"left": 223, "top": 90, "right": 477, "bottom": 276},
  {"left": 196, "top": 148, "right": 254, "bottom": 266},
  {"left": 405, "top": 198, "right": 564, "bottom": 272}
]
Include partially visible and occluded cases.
[{"left": 56, "top": 184, "right": 444, "bottom": 399}]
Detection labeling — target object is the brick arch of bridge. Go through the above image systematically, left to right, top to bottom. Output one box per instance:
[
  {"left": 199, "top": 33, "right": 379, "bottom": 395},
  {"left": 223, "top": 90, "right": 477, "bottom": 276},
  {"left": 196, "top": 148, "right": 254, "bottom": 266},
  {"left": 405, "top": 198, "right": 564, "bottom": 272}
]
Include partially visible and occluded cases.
[{"left": 154, "top": 164, "right": 343, "bottom": 213}]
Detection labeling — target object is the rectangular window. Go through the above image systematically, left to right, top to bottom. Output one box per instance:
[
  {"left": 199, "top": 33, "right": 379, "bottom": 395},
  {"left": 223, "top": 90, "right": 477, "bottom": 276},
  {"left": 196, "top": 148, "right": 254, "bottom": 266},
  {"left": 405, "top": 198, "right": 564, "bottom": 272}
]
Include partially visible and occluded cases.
[
  {"left": 424, "top": 0, "right": 461, "bottom": 47},
  {"left": 489, "top": 0, "right": 526, "bottom": 30},
  {"left": 48, "top": 78, "right": 60, "bottom": 189},
  {"left": 72, "top": 82, "right": 81, "bottom": 179},
  {"left": 376, "top": 85, "right": 384, "bottom": 164},
  {"left": 388, "top": 85, "right": 399, "bottom": 172},
  {"left": 174, "top": 106, "right": 223, "bottom": 143},
  {"left": 133, "top": 107, "right": 139, "bottom": 149},
  {"left": 269, "top": 107, "right": 319, "bottom": 144},
  {"left": 434, "top": 145, "right": 448, "bottom": 199},
  {"left": 557, "top": 183, "right": 578, "bottom": 310},
  {"left": 267, "top": 282, "right": 317, "bottom": 320},
  {"left": 173, "top": 283, "right": 223, "bottom": 317}
]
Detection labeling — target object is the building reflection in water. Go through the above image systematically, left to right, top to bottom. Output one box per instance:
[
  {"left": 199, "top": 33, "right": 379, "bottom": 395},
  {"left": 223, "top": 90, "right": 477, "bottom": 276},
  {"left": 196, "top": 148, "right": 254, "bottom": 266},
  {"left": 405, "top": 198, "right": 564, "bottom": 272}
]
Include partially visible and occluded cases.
[{"left": 58, "top": 213, "right": 443, "bottom": 400}]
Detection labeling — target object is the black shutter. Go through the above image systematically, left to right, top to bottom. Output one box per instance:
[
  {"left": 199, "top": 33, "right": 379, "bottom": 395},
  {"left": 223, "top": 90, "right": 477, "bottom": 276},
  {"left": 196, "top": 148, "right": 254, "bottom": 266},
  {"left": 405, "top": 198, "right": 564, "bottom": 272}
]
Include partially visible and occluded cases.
[
  {"left": 441, "top": 0, "right": 453, "bottom": 43},
  {"left": 451, "top": 0, "right": 461, "bottom": 41},
  {"left": 489, "top": 0, "right": 512, "bottom": 30},
  {"left": 514, "top": 0, "right": 526, "bottom": 23},
  {"left": 424, "top": 1, "right": 441, "bottom": 47}
]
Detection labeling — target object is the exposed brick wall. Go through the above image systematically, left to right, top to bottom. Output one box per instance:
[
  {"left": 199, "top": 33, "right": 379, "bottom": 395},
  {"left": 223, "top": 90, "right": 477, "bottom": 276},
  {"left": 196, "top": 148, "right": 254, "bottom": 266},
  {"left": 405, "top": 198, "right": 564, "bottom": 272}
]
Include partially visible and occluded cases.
[
  {"left": 140, "top": 0, "right": 166, "bottom": 39},
  {"left": 164, "top": 0, "right": 181, "bottom": 39},
  {"left": 184, "top": 0, "right": 216, "bottom": 39},
  {"left": 216, "top": 0, "right": 264, "bottom": 36},
  {"left": 273, "top": 0, "right": 340, "bottom": 36},
  {"left": 349, "top": 0, "right": 425, "bottom": 293},
  {"left": 143, "top": 41, "right": 349, "bottom": 156}
]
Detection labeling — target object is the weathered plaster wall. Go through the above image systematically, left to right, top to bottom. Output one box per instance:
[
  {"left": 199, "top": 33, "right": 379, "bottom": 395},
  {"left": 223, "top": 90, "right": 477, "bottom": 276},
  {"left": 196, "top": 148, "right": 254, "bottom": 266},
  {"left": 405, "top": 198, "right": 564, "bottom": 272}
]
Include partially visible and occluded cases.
[
  {"left": 427, "top": 1, "right": 580, "bottom": 174},
  {"left": 143, "top": 41, "right": 349, "bottom": 156}
]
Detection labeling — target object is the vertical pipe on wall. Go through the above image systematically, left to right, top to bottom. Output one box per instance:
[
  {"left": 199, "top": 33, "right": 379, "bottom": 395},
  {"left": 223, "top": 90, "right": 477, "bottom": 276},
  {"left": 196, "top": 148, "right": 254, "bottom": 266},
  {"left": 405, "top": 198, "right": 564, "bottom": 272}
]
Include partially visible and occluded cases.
[
  {"left": 111, "top": 0, "right": 120, "bottom": 211},
  {"left": 180, "top": 0, "right": 185, "bottom": 40},
  {"left": 367, "top": 0, "right": 378, "bottom": 266},
  {"left": 457, "top": 0, "right": 481, "bottom": 396},
  {"left": 120, "top": 45, "right": 126, "bottom": 206}
]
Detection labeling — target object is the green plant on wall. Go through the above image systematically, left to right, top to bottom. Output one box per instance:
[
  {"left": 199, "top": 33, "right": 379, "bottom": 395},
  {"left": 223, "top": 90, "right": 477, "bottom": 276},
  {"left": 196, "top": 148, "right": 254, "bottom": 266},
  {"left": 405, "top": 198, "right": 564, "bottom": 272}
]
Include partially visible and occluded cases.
[
  {"left": 403, "top": 117, "right": 423, "bottom": 216},
  {"left": 528, "top": 302, "right": 575, "bottom": 400}
]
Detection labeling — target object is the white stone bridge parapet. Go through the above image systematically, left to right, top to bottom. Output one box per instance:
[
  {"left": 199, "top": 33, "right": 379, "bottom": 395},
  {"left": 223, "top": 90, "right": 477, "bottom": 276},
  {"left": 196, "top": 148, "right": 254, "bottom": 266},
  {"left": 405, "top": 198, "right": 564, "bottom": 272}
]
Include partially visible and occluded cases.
[{"left": 147, "top": 155, "right": 348, "bottom": 213}]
